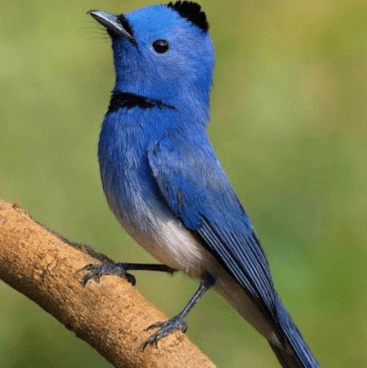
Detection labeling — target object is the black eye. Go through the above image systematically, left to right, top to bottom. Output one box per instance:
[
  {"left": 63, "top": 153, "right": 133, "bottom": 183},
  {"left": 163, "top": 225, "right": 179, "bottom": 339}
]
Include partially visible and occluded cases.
[{"left": 152, "top": 39, "right": 169, "bottom": 54}]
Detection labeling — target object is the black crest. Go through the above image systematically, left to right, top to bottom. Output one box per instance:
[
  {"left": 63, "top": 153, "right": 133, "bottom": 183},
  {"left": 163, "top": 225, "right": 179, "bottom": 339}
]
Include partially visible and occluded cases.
[{"left": 166, "top": 1, "right": 209, "bottom": 32}]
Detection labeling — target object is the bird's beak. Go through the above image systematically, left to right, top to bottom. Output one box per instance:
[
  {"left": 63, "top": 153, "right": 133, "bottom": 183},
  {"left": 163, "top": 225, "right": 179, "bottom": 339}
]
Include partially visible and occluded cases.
[{"left": 88, "top": 10, "right": 134, "bottom": 41}]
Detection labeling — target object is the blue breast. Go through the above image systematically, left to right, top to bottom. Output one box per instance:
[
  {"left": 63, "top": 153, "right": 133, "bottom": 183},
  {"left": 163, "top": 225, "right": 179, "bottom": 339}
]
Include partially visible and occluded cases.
[{"left": 98, "top": 107, "right": 176, "bottom": 232}]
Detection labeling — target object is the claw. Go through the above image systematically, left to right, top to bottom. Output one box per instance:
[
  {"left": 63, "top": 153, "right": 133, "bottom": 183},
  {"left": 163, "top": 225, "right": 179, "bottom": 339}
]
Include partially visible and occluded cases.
[
  {"left": 78, "top": 262, "right": 136, "bottom": 286},
  {"left": 140, "top": 316, "right": 188, "bottom": 351},
  {"left": 145, "top": 321, "right": 165, "bottom": 331}
]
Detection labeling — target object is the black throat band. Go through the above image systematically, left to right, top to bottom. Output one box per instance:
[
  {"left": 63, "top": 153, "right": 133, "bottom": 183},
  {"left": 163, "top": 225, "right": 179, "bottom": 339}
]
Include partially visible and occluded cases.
[{"left": 108, "top": 92, "right": 175, "bottom": 112}]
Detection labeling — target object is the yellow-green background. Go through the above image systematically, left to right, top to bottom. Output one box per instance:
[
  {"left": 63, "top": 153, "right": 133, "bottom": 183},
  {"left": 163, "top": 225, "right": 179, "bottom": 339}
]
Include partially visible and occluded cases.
[{"left": 1, "top": 0, "right": 366, "bottom": 367}]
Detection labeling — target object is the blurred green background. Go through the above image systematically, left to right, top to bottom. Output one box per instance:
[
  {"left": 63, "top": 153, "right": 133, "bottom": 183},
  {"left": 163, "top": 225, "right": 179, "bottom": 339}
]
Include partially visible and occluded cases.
[{"left": 1, "top": 0, "right": 366, "bottom": 367}]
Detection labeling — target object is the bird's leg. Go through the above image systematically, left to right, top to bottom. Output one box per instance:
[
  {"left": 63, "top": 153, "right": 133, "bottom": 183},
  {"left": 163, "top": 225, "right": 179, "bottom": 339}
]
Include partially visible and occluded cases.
[
  {"left": 80, "top": 262, "right": 176, "bottom": 287},
  {"left": 141, "top": 273, "right": 215, "bottom": 351}
]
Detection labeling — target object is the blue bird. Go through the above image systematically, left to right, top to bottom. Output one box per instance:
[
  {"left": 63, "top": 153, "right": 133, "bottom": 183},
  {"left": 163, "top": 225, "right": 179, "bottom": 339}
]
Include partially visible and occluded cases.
[{"left": 85, "top": 2, "right": 320, "bottom": 367}]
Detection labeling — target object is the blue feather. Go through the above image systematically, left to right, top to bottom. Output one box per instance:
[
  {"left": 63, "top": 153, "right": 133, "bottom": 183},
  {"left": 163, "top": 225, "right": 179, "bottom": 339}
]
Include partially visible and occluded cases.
[{"left": 90, "top": 2, "right": 321, "bottom": 367}]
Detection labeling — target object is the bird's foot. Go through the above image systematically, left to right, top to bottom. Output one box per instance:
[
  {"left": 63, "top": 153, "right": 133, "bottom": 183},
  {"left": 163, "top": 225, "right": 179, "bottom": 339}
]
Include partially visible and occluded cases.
[
  {"left": 79, "top": 262, "right": 136, "bottom": 286},
  {"left": 140, "top": 316, "right": 188, "bottom": 351}
]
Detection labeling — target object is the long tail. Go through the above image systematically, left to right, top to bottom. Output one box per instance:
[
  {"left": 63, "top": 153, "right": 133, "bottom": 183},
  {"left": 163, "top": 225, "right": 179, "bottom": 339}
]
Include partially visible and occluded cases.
[
  {"left": 270, "top": 300, "right": 320, "bottom": 368},
  {"left": 270, "top": 342, "right": 318, "bottom": 368}
]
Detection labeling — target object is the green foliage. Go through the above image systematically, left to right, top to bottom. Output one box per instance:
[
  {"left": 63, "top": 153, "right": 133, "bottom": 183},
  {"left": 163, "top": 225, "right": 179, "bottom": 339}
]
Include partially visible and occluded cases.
[{"left": 1, "top": 0, "right": 366, "bottom": 367}]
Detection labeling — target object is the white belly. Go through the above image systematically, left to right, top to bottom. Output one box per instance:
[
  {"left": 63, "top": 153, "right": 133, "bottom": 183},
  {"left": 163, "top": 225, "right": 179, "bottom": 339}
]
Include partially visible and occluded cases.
[
  {"left": 118, "top": 208, "right": 280, "bottom": 347},
  {"left": 124, "top": 208, "right": 214, "bottom": 278}
]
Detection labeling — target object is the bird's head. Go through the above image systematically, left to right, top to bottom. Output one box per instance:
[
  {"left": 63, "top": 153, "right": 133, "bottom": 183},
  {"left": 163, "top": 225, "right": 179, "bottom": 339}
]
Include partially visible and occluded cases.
[{"left": 89, "top": 1, "right": 214, "bottom": 110}]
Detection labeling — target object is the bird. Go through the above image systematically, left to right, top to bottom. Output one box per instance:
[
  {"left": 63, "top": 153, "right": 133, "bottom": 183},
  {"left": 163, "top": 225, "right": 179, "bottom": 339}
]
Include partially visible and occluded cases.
[{"left": 84, "top": 2, "right": 320, "bottom": 367}]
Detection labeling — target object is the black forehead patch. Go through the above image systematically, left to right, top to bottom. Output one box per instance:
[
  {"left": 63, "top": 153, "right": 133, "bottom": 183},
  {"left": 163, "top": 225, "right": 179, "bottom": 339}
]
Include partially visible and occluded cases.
[{"left": 166, "top": 1, "right": 209, "bottom": 32}]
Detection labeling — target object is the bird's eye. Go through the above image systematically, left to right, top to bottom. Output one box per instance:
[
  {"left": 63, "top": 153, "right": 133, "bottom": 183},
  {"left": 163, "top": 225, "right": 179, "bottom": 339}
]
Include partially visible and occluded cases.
[{"left": 152, "top": 39, "right": 170, "bottom": 54}]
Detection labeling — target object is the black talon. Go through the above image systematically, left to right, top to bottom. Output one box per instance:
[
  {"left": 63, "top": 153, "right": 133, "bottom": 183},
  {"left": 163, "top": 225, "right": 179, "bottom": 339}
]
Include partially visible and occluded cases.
[
  {"left": 78, "top": 262, "right": 176, "bottom": 287},
  {"left": 79, "top": 262, "right": 136, "bottom": 286},
  {"left": 140, "top": 274, "right": 215, "bottom": 351},
  {"left": 140, "top": 316, "right": 188, "bottom": 351}
]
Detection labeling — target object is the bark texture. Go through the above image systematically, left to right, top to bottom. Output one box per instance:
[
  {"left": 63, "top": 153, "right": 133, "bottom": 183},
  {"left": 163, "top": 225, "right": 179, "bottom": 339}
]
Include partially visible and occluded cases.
[{"left": 0, "top": 199, "right": 216, "bottom": 368}]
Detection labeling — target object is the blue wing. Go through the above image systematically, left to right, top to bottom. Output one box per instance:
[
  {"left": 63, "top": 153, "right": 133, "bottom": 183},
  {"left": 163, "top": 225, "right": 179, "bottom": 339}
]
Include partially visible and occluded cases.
[
  {"left": 148, "top": 133, "right": 279, "bottom": 323},
  {"left": 148, "top": 133, "right": 319, "bottom": 367}
]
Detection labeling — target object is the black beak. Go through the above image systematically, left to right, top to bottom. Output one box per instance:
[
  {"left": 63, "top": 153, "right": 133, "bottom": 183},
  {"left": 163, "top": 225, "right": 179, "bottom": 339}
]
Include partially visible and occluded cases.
[{"left": 88, "top": 10, "right": 134, "bottom": 41}]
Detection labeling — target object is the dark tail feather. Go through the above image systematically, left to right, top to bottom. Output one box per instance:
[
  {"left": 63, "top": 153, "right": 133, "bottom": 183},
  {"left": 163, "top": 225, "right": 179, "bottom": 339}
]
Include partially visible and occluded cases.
[
  {"left": 270, "top": 300, "right": 320, "bottom": 368},
  {"left": 270, "top": 342, "right": 307, "bottom": 368}
]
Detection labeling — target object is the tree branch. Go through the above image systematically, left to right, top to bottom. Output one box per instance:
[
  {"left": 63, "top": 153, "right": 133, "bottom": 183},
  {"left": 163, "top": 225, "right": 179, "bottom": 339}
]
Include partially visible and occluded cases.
[{"left": 0, "top": 199, "right": 216, "bottom": 368}]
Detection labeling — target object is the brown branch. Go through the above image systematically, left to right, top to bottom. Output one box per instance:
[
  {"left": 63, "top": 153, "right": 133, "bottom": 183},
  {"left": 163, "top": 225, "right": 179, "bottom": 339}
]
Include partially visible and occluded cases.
[{"left": 0, "top": 199, "right": 216, "bottom": 368}]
